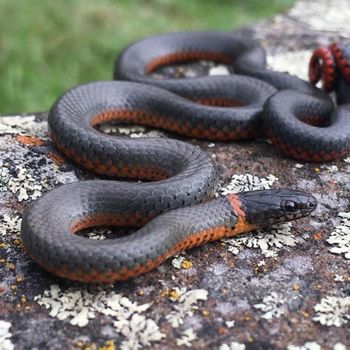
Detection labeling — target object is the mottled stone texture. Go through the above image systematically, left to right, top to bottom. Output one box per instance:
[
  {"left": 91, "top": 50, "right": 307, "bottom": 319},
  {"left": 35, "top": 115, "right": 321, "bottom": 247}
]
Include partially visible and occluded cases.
[{"left": 0, "top": 1, "right": 350, "bottom": 350}]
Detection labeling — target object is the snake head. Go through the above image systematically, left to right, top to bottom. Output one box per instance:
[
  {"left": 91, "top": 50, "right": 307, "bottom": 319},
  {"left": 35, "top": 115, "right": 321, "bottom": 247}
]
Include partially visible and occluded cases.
[{"left": 238, "top": 189, "right": 317, "bottom": 227}]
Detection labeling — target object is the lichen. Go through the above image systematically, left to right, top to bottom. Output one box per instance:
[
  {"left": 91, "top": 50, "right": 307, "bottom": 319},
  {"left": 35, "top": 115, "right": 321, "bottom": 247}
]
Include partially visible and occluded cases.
[
  {"left": 0, "top": 115, "right": 46, "bottom": 137},
  {"left": 0, "top": 141, "right": 76, "bottom": 203},
  {"left": 320, "top": 165, "right": 339, "bottom": 173},
  {"left": 220, "top": 173, "right": 278, "bottom": 195},
  {"left": 327, "top": 212, "right": 350, "bottom": 259},
  {"left": 0, "top": 215, "right": 21, "bottom": 237},
  {"left": 224, "top": 222, "right": 295, "bottom": 258},
  {"left": 171, "top": 255, "right": 186, "bottom": 269},
  {"left": 171, "top": 255, "right": 192, "bottom": 270},
  {"left": 334, "top": 275, "right": 345, "bottom": 282},
  {"left": 35, "top": 284, "right": 165, "bottom": 349},
  {"left": 34, "top": 285, "right": 211, "bottom": 348},
  {"left": 165, "top": 288, "right": 208, "bottom": 328},
  {"left": 254, "top": 292, "right": 286, "bottom": 319},
  {"left": 313, "top": 295, "right": 350, "bottom": 327},
  {"left": 117, "top": 314, "right": 165, "bottom": 350},
  {"left": 0, "top": 320, "right": 14, "bottom": 350},
  {"left": 225, "top": 320, "right": 235, "bottom": 328},
  {"left": 176, "top": 328, "right": 197, "bottom": 347},
  {"left": 287, "top": 341, "right": 321, "bottom": 350},
  {"left": 219, "top": 342, "right": 246, "bottom": 350}
]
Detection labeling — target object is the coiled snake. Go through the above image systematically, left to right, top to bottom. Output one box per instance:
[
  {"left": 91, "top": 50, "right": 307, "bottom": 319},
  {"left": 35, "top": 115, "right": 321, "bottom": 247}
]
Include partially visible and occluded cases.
[{"left": 21, "top": 32, "right": 350, "bottom": 283}]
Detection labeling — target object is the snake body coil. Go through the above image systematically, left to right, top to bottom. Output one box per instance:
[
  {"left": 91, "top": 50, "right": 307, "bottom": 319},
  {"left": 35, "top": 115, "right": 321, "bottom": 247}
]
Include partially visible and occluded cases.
[{"left": 115, "top": 32, "right": 350, "bottom": 162}]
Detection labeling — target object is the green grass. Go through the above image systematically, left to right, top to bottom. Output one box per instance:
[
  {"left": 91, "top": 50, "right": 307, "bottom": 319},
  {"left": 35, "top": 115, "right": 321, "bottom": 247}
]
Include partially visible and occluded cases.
[{"left": 0, "top": 0, "right": 295, "bottom": 114}]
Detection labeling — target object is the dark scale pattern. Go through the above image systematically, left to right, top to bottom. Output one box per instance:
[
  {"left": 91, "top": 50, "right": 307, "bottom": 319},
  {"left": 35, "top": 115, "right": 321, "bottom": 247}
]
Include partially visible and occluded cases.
[
  {"left": 20, "top": 31, "right": 338, "bottom": 283},
  {"left": 114, "top": 31, "right": 350, "bottom": 161},
  {"left": 114, "top": 31, "right": 321, "bottom": 98},
  {"left": 114, "top": 32, "right": 265, "bottom": 84},
  {"left": 309, "top": 43, "right": 350, "bottom": 104},
  {"left": 333, "top": 44, "right": 350, "bottom": 104},
  {"left": 335, "top": 77, "right": 350, "bottom": 105},
  {"left": 49, "top": 79, "right": 276, "bottom": 143},
  {"left": 48, "top": 81, "right": 218, "bottom": 182},
  {"left": 264, "top": 90, "right": 350, "bottom": 161},
  {"left": 21, "top": 181, "right": 316, "bottom": 283},
  {"left": 21, "top": 184, "right": 235, "bottom": 275}
]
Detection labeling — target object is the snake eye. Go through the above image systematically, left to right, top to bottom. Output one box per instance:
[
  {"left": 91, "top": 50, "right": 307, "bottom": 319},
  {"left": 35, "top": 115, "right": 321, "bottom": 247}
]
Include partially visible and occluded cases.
[{"left": 284, "top": 200, "right": 298, "bottom": 213}]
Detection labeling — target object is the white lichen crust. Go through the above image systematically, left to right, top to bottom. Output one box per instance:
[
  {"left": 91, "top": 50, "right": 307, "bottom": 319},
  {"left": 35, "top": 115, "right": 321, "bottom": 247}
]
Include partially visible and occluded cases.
[
  {"left": 0, "top": 115, "right": 46, "bottom": 137},
  {"left": 327, "top": 212, "right": 350, "bottom": 259},
  {"left": 34, "top": 284, "right": 210, "bottom": 348},
  {"left": 35, "top": 284, "right": 164, "bottom": 349},
  {"left": 165, "top": 288, "right": 208, "bottom": 328},
  {"left": 254, "top": 292, "right": 286, "bottom": 319},
  {"left": 313, "top": 295, "right": 350, "bottom": 327},
  {"left": 0, "top": 320, "right": 14, "bottom": 350},
  {"left": 176, "top": 328, "right": 197, "bottom": 348},
  {"left": 287, "top": 341, "right": 321, "bottom": 350},
  {"left": 219, "top": 342, "right": 246, "bottom": 350}
]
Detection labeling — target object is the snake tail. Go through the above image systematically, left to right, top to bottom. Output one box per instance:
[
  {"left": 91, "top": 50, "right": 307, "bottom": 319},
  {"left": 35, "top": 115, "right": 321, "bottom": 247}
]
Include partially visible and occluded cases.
[{"left": 309, "top": 42, "right": 350, "bottom": 104}]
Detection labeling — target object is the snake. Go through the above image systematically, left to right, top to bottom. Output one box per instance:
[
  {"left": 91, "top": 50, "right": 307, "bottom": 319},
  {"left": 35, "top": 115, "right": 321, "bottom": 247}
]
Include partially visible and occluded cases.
[{"left": 22, "top": 31, "right": 350, "bottom": 283}]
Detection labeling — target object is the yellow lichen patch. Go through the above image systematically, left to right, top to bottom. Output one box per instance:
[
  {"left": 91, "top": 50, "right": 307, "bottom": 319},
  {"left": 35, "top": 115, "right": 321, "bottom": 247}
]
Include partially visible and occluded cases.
[
  {"left": 12, "top": 239, "right": 22, "bottom": 247},
  {"left": 180, "top": 259, "right": 193, "bottom": 269},
  {"left": 6, "top": 261, "right": 16, "bottom": 270},
  {"left": 254, "top": 265, "right": 267, "bottom": 274},
  {"left": 16, "top": 276, "right": 24, "bottom": 283},
  {"left": 292, "top": 284, "right": 301, "bottom": 291},
  {"left": 161, "top": 288, "right": 181, "bottom": 301},
  {"left": 160, "top": 289, "right": 169, "bottom": 298},
  {"left": 166, "top": 289, "right": 208, "bottom": 328},
  {"left": 167, "top": 289, "right": 180, "bottom": 302},
  {"left": 201, "top": 309, "right": 209, "bottom": 317},
  {"left": 301, "top": 310, "right": 310, "bottom": 318},
  {"left": 244, "top": 314, "right": 252, "bottom": 321},
  {"left": 247, "top": 335, "right": 254, "bottom": 342},
  {"left": 75, "top": 340, "right": 85, "bottom": 348},
  {"left": 99, "top": 340, "right": 115, "bottom": 350},
  {"left": 75, "top": 341, "right": 96, "bottom": 350}
]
